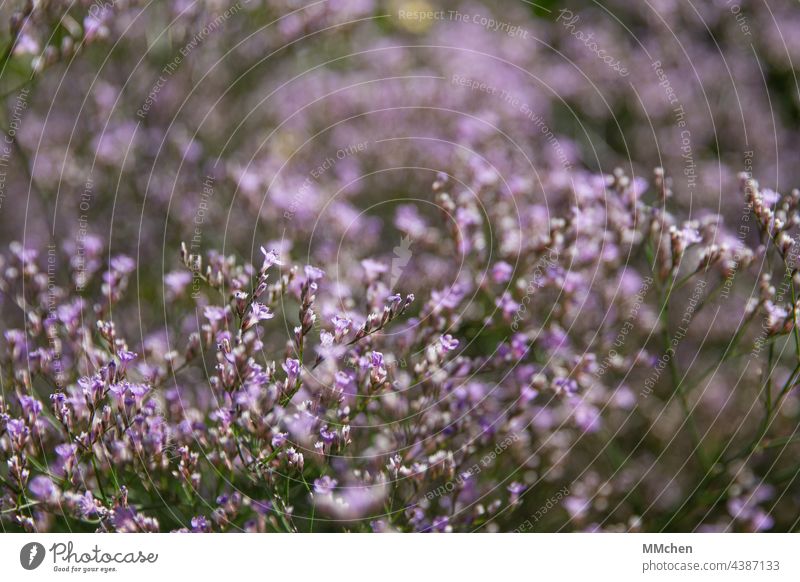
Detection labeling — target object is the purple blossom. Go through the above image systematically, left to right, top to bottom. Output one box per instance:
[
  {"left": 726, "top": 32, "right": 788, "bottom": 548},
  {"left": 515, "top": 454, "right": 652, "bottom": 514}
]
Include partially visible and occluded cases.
[
  {"left": 0, "top": 1, "right": 798, "bottom": 535},
  {"left": 260, "top": 246, "right": 283, "bottom": 270},
  {"left": 110, "top": 255, "right": 135, "bottom": 274},
  {"left": 361, "top": 258, "right": 387, "bottom": 279},
  {"left": 491, "top": 261, "right": 513, "bottom": 284},
  {"left": 304, "top": 265, "right": 325, "bottom": 281},
  {"left": 165, "top": 271, "right": 192, "bottom": 297},
  {"left": 243, "top": 302, "right": 274, "bottom": 330},
  {"left": 203, "top": 306, "right": 228, "bottom": 322},
  {"left": 332, "top": 315, "right": 352, "bottom": 336},
  {"left": 439, "top": 334, "right": 459, "bottom": 352},
  {"left": 117, "top": 350, "right": 137, "bottom": 363},
  {"left": 282, "top": 358, "right": 300, "bottom": 383},
  {"left": 553, "top": 377, "right": 579, "bottom": 397},
  {"left": 18, "top": 396, "right": 42, "bottom": 417},
  {"left": 6, "top": 419, "right": 28, "bottom": 439},
  {"left": 271, "top": 432, "right": 288, "bottom": 448},
  {"left": 313, "top": 475, "right": 338, "bottom": 495},
  {"left": 29, "top": 476, "right": 59, "bottom": 501},
  {"left": 77, "top": 491, "right": 99, "bottom": 517}
]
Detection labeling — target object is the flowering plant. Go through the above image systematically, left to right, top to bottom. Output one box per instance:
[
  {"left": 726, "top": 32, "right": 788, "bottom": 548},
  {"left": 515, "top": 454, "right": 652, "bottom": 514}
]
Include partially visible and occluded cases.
[{"left": 0, "top": 0, "right": 799, "bottom": 532}]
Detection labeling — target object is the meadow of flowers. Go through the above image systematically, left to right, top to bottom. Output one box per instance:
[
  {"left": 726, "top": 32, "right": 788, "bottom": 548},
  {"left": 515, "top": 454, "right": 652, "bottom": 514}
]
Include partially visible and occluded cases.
[{"left": 1, "top": 0, "right": 799, "bottom": 533}]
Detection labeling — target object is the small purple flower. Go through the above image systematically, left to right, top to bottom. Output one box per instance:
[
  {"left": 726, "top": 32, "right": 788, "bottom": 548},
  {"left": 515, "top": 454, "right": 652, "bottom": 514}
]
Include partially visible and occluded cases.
[
  {"left": 260, "top": 246, "right": 283, "bottom": 270},
  {"left": 110, "top": 255, "right": 135, "bottom": 274},
  {"left": 361, "top": 258, "right": 387, "bottom": 279},
  {"left": 491, "top": 261, "right": 513, "bottom": 284},
  {"left": 304, "top": 265, "right": 325, "bottom": 281},
  {"left": 164, "top": 271, "right": 192, "bottom": 297},
  {"left": 496, "top": 291, "right": 520, "bottom": 319},
  {"left": 243, "top": 302, "right": 274, "bottom": 331},
  {"left": 203, "top": 305, "right": 227, "bottom": 322},
  {"left": 332, "top": 315, "right": 352, "bottom": 337},
  {"left": 320, "top": 330, "right": 334, "bottom": 347},
  {"left": 439, "top": 334, "right": 459, "bottom": 352},
  {"left": 117, "top": 349, "right": 137, "bottom": 364},
  {"left": 369, "top": 351, "right": 387, "bottom": 383},
  {"left": 282, "top": 358, "right": 300, "bottom": 383},
  {"left": 335, "top": 370, "right": 354, "bottom": 392},
  {"left": 78, "top": 375, "right": 105, "bottom": 401},
  {"left": 553, "top": 377, "right": 579, "bottom": 397},
  {"left": 108, "top": 382, "right": 127, "bottom": 399},
  {"left": 127, "top": 383, "right": 150, "bottom": 399},
  {"left": 18, "top": 396, "right": 43, "bottom": 417},
  {"left": 6, "top": 419, "right": 28, "bottom": 439},
  {"left": 319, "top": 425, "right": 336, "bottom": 445},
  {"left": 271, "top": 432, "right": 288, "bottom": 448},
  {"left": 55, "top": 443, "right": 77, "bottom": 460},
  {"left": 285, "top": 447, "right": 304, "bottom": 469},
  {"left": 313, "top": 475, "right": 338, "bottom": 495},
  {"left": 29, "top": 476, "right": 59, "bottom": 502},
  {"left": 508, "top": 482, "right": 526, "bottom": 505},
  {"left": 77, "top": 491, "right": 99, "bottom": 517},
  {"left": 563, "top": 496, "right": 589, "bottom": 521},
  {"left": 110, "top": 506, "right": 139, "bottom": 532},
  {"left": 751, "top": 510, "right": 775, "bottom": 532}
]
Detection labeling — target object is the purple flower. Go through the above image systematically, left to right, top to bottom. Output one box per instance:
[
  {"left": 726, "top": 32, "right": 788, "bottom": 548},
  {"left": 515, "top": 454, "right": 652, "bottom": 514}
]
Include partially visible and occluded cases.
[
  {"left": 260, "top": 246, "right": 283, "bottom": 270},
  {"left": 110, "top": 255, "right": 135, "bottom": 274},
  {"left": 361, "top": 258, "right": 387, "bottom": 279},
  {"left": 491, "top": 261, "right": 513, "bottom": 284},
  {"left": 304, "top": 265, "right": 325, "bottom": 281},
  {"left": 165, "top": 271, "right": 192, "bottom": 297},
  {"left": 386, "top": 293, "right": 402, "bottom": 304},
  {"left": 243, "top": 302, "right": 274, "bottom": 331},
  {"left": 203, "top": 305, "right": 228, "bottom": 322},
  {"left": 332, "top": 315, "right": 352, "bottom": 337},
  {"left": 320, "top": 330, "right": 334, "bottom": 347},
  {"left": 439, "top": 334, "right": 459, "bottom": 352},
  {"left": 117, "top": 349, "right": 137, "bottom": 363},
  {"left": 370, "top": 351, "right": 385, "bottom": 370},
  {"left": 282, "top": 358, "right": 300, "bottom": 383},
  {"left": 335, "top": 370, "right": 354, "bottom": 393},
  {"left": 78, "top": 375, "right": 105, "bottom": 401},
  {"left": 553, "top": 377, "right": 579, "bottom": 397},
  {"left": 108, "top": 382, "right": 127, "bottom": 399},
  {"left": 128, "top": 383, "right": 150, "bottom": 399},
  {"left": 18, "top": 396, "right": 43, "bottom": 417},
  {"left": 6, "top": 419, "right": 28, "bottom": 439},
  {"left": 319, "top": 425, "right": 336, "bottom": 445},
  {"left": 271, "top": 432, "right": 288, "bottom": 448},
  {"left": 55, "top": 443, "right": 77, "bottom": 460},
  {"left": 313, "top": 475, "right": 338, "bottom": 495},
  {"left": 29, "top": 476, "right": 59, "bottom": 502},
  {"left": 508, "top": 482, "right": 526, "bottom": 495},
  {"left": 77, "top": 491, "right": 99, "bottom": 517},
  {"left": 563, "top": 497, "right": 589, "bottom": 521},
  {"left": 110, "top": 506, "right": 140, "bottom": 532},
  {"left": 751, "top": 510, "right": 775, "bottom": 532},
  {"left": 190, "top": 515, "right": 210, "bottom": 532}
]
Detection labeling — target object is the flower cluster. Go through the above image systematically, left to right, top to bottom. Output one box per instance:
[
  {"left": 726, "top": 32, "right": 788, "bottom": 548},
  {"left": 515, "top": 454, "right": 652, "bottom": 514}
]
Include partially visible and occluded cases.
[{"left": 1, "top": 0, "right": 799, "bottom": 533}]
